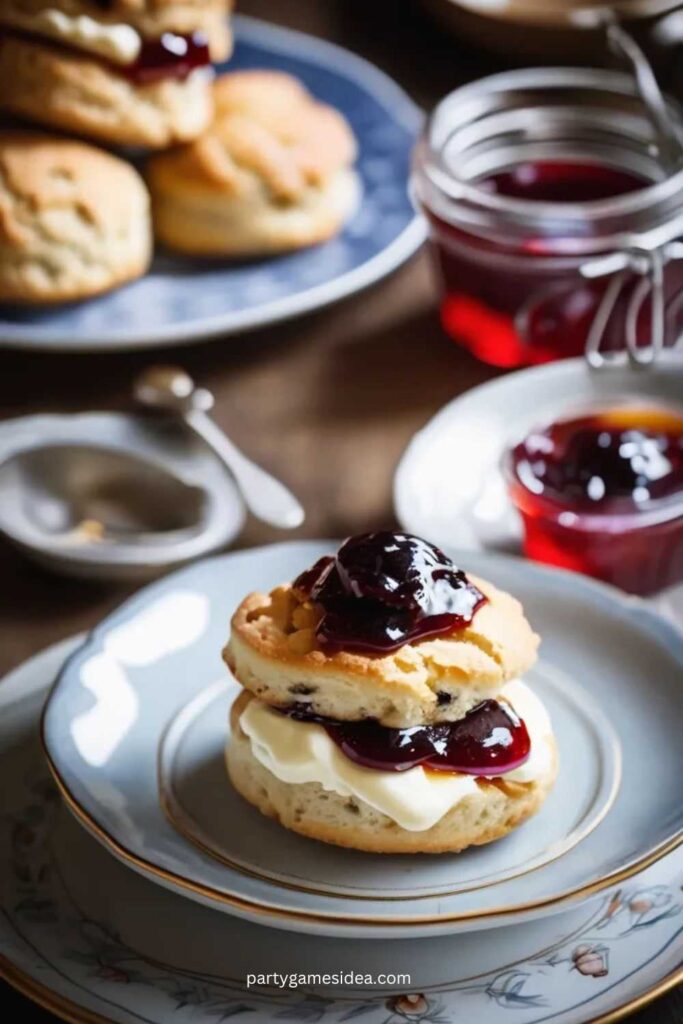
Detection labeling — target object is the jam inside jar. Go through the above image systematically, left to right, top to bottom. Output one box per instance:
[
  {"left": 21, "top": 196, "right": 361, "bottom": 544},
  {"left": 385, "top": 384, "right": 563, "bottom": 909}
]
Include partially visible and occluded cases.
[
  {"left": 412, "top": 69, "right": 683, "bottom": 368},
  {"left": 480, "top": 161, "right": 646, "bottom": 204},
  {"left": 504, "top": 405, "right": 683, "bottom": 594}
]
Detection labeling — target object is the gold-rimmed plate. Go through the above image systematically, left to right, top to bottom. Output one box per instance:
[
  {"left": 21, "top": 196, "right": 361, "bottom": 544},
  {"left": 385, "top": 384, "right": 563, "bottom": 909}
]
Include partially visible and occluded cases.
[
  {"left": 41, "top": 541, "right": 683, "bottom": 936},
  {"left": 5, "top": 638, "right": 683, "bottom": 1024}
]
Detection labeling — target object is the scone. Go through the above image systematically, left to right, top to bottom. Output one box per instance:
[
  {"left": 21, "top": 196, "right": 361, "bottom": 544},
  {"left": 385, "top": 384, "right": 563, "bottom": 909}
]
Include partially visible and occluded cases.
[
  {"left": 0, "top": 0, "right": 233, "bottom": 148},
  {"left": 147, "top": 70, "right": 360, "bottom": 256},
  {"left": 0, "top": 131, "right": 152, "bottom": 304},
  {"left": 224, "top": 531, "right": 558, "bottom": 854}
]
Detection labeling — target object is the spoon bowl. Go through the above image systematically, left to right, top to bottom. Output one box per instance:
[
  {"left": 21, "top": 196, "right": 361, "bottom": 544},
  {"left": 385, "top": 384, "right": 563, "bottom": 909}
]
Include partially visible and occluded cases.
[
  {"left": 0, "top": 411, "right": 245, "bottom": 581},
  {"left": 0, "top": 444, "right": 206, "bottom": 543}
]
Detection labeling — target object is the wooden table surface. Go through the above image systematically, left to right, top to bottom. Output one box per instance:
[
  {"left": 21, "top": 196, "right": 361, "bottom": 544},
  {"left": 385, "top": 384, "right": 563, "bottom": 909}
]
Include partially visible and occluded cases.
[{"left": 0, "top": 1, "right": 680, "bottom": 1021}]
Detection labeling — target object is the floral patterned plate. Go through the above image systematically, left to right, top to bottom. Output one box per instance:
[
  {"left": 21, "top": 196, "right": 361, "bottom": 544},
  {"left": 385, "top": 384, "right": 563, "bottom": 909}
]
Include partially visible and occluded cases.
[{"left": 1, "top": 638, "right": 682, "bottom": 1024}]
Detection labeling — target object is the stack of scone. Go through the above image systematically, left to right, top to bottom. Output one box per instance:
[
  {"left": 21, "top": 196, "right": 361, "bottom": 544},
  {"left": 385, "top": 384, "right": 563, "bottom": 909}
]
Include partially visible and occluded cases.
[
  {"left": 0, "top": 0, "right": 233, "bottom": 147},
  {"left": 0, "top": 10, "right": 359, "bottom": 304},
  {"left": 224, "top": 531, "right": 558, "bottom": 854}
]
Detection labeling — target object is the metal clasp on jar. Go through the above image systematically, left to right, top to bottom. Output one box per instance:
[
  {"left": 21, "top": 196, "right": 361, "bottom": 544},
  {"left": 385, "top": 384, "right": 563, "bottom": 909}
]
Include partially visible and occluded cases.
[{"left": 581, "top": 243, "right": 683, "bottom": 368}]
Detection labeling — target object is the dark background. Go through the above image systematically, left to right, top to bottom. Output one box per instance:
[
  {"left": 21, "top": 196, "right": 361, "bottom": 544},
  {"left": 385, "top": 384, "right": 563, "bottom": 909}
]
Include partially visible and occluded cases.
[{"left": 0, "top": 1, "right": 680, "bottom": 1020}]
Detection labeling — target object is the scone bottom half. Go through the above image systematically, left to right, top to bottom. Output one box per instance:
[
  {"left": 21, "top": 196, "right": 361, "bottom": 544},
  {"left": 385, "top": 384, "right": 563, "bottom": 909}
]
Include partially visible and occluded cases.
[{"left": 224, "top": 533, "right": 556, "bottom": 854}]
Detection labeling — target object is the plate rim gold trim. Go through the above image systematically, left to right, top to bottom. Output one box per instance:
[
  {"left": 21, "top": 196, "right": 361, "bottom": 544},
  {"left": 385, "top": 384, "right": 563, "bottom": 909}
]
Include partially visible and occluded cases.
[
  {"left": 156, "top": 675, "right": 621, "bottom": 903},
  {"left": 42, "top": 734, "right": 683, "bottom": 929}
]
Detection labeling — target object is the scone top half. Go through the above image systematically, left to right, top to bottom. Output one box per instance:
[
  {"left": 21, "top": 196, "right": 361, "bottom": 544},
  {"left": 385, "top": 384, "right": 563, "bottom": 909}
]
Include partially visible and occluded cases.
[
  {"left": 0, "top": 0, "right": 233, "bottom": 147},
  {"left": 1, "top": 0, "right": 233, "bottom": 64},
  {"left": 224, "top": 532, "right": 540, "bottom": 728}
]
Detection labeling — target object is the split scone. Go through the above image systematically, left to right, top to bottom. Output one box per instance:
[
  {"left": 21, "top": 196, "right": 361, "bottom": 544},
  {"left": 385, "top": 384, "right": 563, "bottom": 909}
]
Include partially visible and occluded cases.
[
  {"left": 0, "top": 0, "right": 233, "bottom": 148},
  {"left": 147, "top": 70, "right": 360, "bottom": 256},
  {"left": 0, "top": 131, "right": 152, "bottom": 304},
  {"left": 224, "top": 532, "right": 558, "bottom": 854}
]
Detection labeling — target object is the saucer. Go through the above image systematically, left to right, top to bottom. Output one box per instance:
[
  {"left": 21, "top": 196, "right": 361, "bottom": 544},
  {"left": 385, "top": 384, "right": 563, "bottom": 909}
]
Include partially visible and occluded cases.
[
  {"left": 0, "top": 16, "right": 424, "bottom": 353},
  {"left": 393, "top": 353, "right": 683, "bottom": 557},
  {"left": 0, "top": 412, "right": 244, "bottom": 579},
  {"left": 41, "top": 542, "right": 683, "bottom": 936},
  {"left": 3, "top": 639, "right": 682, "bottom": 1024}
]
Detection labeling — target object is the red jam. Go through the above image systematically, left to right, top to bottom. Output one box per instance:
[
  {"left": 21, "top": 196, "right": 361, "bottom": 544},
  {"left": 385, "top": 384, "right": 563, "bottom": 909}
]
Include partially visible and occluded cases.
[
  {"left": 1, "top": 26, "right": 210, "bottom": 85},
  {"left": 126, "top": 31, "right": 211, "bottom": 85},
  {"left": 426, "top": 160, "right": 679, "bottom": 368},
  {"left": 479, "top": 161, "right": 645, "bottom": 203},
  {"left": 505, "top": 407, "right": 683, "bottom": 594},
  {"left": 294, "top": 532, "right": 487, "bottom": 654},
  {"left": 284, "top": 699, "right": 531, "bottom": 776}
]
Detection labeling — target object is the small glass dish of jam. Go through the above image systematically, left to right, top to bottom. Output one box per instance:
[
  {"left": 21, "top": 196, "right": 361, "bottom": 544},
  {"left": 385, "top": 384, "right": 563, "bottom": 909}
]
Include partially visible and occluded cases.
[{"left": 503, "top": 402, "right": 683, "bottom": 594}]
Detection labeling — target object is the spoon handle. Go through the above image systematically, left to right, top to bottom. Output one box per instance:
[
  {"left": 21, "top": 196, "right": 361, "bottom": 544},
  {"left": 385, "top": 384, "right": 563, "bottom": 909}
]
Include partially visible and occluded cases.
[{"left": 185, "top": 409, "right": 305, "bottom": 530}]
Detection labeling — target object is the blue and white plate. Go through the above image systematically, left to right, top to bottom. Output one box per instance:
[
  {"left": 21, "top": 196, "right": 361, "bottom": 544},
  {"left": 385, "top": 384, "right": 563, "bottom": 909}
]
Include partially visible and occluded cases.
[
  {"left": 0, "top": 16, "right": 424, "bottom": 352},
  {"left": 41, "top": 542, "right": 683, "bottom": 937},
  {"left": 2, "top": 639, "right": 682, "bottom": 1024}
]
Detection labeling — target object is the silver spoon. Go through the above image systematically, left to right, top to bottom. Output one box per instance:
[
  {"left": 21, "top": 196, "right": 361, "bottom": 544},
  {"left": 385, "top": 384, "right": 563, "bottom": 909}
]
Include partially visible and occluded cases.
[{"left": 134, "top": 366, "right": 305, "bottom": 530}]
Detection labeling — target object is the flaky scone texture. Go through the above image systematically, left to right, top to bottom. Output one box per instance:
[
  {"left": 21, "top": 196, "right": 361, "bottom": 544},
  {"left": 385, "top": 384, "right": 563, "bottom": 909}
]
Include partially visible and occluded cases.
[
  {"left": 0, "top": 0, "right": 233, "bottom": 60},
  {"left": 0, "top": 36, "right": 214, "bottom": 148},
  {"left": 147, "top": 70, "right": 359, "bottom": 255},
  {"left": 0, "top": 131, "right": 151, "bottom": 304},
  {"left": 223, "top": 575, "right": 540, "bottom": 728},
  {"left": 227, "top": 696, "right": 557, "bottom": 854}
]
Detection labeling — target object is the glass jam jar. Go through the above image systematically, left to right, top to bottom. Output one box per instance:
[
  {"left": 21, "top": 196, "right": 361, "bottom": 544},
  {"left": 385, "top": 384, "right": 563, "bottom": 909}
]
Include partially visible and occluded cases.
[
  {"left": 412, "top": 68, "right": 683, "bottom": 367},
  {"left": 503, "top": 400, "right": 683, "bottom": 594}
]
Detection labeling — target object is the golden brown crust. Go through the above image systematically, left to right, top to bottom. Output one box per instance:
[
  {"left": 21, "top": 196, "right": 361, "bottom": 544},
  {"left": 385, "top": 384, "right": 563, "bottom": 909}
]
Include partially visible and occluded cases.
[
  {"left": 0, "top": 34, "right": 214, "bottom": 149},
  {"left": 147, "top": 70, "right": 359, "bottom": 256},
  {"left": 209, "top": 71, "right": 357, "bottom": 199},
  {"left": 0, "top": 130, "right": 151, "bottom": 303},
  {"left": 223, "top": 575, "right": 540, "bottom": 727},
  {"left": 227, "top": 695, "right": 557, "bottom": 854}
]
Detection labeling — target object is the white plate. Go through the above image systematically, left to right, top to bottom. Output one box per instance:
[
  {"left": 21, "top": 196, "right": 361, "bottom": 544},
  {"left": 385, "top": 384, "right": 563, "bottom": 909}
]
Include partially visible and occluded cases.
[
  {"left": 0, "top": 16, "right": 424, "bottom": 352},
  {"left": 394, "top": 354, "right": 683, "bottom": 557},
  {"left": 41, "top": 542, "right": 683, "bottom": 937},
  {"left": 2, "top": 639, "right": 682, "bottom": 1024}
]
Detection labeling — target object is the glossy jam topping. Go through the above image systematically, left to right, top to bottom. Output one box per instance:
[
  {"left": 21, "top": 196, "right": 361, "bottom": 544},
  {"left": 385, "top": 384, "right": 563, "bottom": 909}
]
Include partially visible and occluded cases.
[
  {"left": 2, "top": 24, "right": 211, "bottom": 82},
  {"left": 127, "top": 31, "right": 210, "bottom": 84},
  {"left": 479, "top": 161, "right": 647, "bottom": 203},
  {"left": 510, "top": 408, "right": 683, "bottom": 512},
  {"left": 293, "top": 532, "right": 487, "bottom": 654},
  {"left": 283, "top": 699, "right": 531, "bottom": 775}
]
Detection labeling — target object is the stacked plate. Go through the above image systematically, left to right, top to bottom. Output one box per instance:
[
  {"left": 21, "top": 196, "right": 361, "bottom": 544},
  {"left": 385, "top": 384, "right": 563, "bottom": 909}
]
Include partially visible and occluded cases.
[{"left": 2, "top": 533, "right": 682, "bottom": 1024}]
